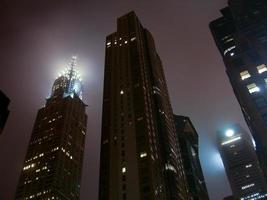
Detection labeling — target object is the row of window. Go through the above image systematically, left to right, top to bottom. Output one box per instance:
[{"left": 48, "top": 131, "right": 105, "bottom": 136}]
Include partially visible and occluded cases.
[
  {"left": 106, "top": 37, "right": 136, "bottom": 48},
  {"left": 240, "top": 64, "right": 267, "bottom": 80}
]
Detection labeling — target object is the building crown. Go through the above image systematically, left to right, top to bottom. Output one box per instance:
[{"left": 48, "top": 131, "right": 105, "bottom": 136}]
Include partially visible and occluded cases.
[{"left": 51, "top": 56, "right": 83, "bottom": 99}]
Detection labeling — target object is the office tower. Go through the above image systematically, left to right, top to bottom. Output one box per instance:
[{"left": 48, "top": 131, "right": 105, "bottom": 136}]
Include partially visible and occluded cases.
[
  {"left": 210, "top": 0, "right": 267, "bottom": 180},
  {"left": 99, "top": 11, "right": 189, "bottom": 200},
  {"left": 15, "top": 57, "right": 87, "bottom": 200},
  {"left": 0, "top": 90, "right": 10, "bottom": 134},
  {"left": 173, "top": 115, "right": 209, "bottom": 200},
  {"left": 217, "top": 124, "right": 267, "bottom": 200}
]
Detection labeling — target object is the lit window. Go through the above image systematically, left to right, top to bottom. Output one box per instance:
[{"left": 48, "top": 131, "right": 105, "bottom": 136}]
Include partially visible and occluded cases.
[
  {"left": 131, "top": 37, "right": 136, "bottom": 41},
  {"left": 124, "top": 41, "right": 128, "bottom": 44},
  {"left": 106, "top": 42, "right": 111, "bottom": 46},
  {"left": 223, "top": 46, "right": 236, "bottom": 55},
  {"left": 257, "top": 64, "right": 267, "bottom": 74},
  {"left": 240, "top": 70, "right": 251, "bottom": 80},
  {"left": 247, "top": 83, "right": 260, "bottom": 93},
  {"left": 120, "top": 90, "right": 124, "bottom": 95},
  {"left": 221, "top": 136, "right": 241, "bottom": 145},
  {"left": 140, "top": 152, "right": 147, "bottom": 158},
  {"left": 165, "top": 164, "right": 176, "bottom": 173},
  {"left": 245, "top": 164, "right": 252, "bottom": 168},
  {"left": 122, "top": 167, "right": 126, "bottom": 173},
  {"left": 241, "top": 183, "right": 254, "bottom": 190}
]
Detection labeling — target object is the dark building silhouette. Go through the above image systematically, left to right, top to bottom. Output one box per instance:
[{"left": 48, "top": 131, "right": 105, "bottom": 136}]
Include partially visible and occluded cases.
[
  {"left": 210, "top": 0, "right": 267, "bottom": 181},
  {"left": 99, "top": 11, "right": 189, "bottom": 200},
  {"left": 15, "top": 57, "right": 87, "bottom": 200},
  {"left": 0, "top": 90, "right": 10, "bottom": 134},
  {"left": 173, "top": 115, "right": 209, "bottom": 200},
  {"left": 217, "top": 124, "right": 267, "bottom": 200}
]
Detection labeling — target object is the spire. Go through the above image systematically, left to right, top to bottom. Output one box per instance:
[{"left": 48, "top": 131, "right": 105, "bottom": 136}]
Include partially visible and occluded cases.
[{"left": 51, "top": 56, "right": 83, "bottom": 99}]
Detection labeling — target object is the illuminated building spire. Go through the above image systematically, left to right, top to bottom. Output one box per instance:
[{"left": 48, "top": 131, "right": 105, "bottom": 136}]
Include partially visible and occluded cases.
[{"left": 52, "top": 56, "right": 83, "bottom": 99}]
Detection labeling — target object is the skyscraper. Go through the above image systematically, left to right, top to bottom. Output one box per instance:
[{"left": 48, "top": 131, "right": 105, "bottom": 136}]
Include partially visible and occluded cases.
[
  {"left": 210, "top": 0, "right": 267, "bottom": 180},
  {"left": 99, "top": 11, "right": 189, "bottom": 200},
  {"left": 15, "top": 57, "right": 87, "bottom": 200},
  {"left": 0, "top": 90, "right": 10, "bottom": 135},
  {"left": 173, "top": 115, "right": 209, "bottom": 200},
  {"left": 217, "top": 124, "right": 267, "bottom": 200}
]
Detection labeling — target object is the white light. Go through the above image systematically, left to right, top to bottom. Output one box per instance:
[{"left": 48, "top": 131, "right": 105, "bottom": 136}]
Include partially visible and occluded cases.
[
  {"left": 223, "top": 46, "right": 236, "bottom": 55},
  {"left": 230, "top": 52, "right": 235, "bottom": 56},
  {"left": 257, "top": 64, "right": 267, "bottom": 74},
  {"left": 240, "top": 70, "right": 251, "bottom": 80},
  {"left": 247, "top": 83, "right": 260, "bottom": 93},
  {"left": 120, "top": 90, "right": 124, "bottom": 95},
  {"left": 225, "top": 129, "right": 234, "bottom": 137},
  {"left": 221, "top": 136, "right": 241, "bottom": 145},
  {"left": 140, "top": 152, "right": 147, "bottom": 158},
  {"left": 122, "top": 167, "right": 126, "bottom": 173},
  {"left": 241, "top": 183, "right": 254, "bottom": 190}
]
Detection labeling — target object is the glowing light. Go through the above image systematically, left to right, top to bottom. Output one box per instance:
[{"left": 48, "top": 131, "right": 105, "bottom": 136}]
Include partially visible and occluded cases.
[
  {"left": 54, "top": 56, "right": 83, "bottom": 100},
  {"left": 225, "top": 129, "right": 234, "bottom": 137},
  {"left": 221, "top": 136, "right": 241, "bottom": 145}
]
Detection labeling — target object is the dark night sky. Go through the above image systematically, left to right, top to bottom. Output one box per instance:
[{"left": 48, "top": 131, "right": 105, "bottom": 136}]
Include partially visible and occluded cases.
[{"left": 0, "top": 0, "right": 249, "bottom": 199}]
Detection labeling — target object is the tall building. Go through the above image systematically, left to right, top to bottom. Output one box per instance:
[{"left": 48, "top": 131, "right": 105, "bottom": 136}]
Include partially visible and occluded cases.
[
  {"left": 210, "top": 0, "right": 267, "bottom": 180},
  {"left": 99, "top": 11, "right": 189, "bottom": 200},
  {"left": 15, "top": 57, "right": 87, "bottom": 200},
  {"left": 0, "top": 90, "right": 10, "bottom": 134},
  {"left": 173, "top": 115, "right": 209, "bottom": 200},
  {"left": 217, "top": 124, "right": 267, "bottom": 200}
]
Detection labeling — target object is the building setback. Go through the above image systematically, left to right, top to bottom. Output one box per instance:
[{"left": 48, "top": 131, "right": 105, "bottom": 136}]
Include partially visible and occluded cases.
[
  {"left": 210, "top": 0, "right": 267, "bottom": 181},
  {"left": 99, "top": 11, "right": 189, "bottom": 200},
  {"left": 15, "top": 57, "right": 87, "bottom": 200},
  {"left": 0, "top": 90, "right": 10, "bottom": 134},
  {"left": 173, "top": 115, "right": 209, "bottom": 200},
  {"left": 217, "top": 124, "right": 267, "bottom": 200}
]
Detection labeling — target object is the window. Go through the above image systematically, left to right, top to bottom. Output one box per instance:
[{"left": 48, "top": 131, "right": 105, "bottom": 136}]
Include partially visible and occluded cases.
[
  {"left": 130, "top": 37, "right": 136, "bottom": 41},
  {"left": 106, "top": 41, "right": 111, "bottom": 47},
  {"left": 223, "top": 46, "right": 236, "bottom": 55},
  {"left": 257, "top": 64, "right": 267, "bottom": 74},
  {"left": 240, "top": 70, "right": 251, "bottom": 80},
  {"left": 247, "top": 83, "right": 260, "bottom": 93},
  {"left": 140, "top": 152, "right": 147, "bottom": 158},
  {"left": 122, "top": 167, "right": 126, "bottom": 173},
  {"left": 241, "top": 183, "right": 254, "bottom": 190}
]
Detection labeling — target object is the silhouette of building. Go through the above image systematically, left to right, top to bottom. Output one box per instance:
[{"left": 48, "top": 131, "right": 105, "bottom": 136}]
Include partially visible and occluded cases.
[
  {"left": 210, "top": 0, "right": 267, "bottom": 181},
  {"left": 99, "top": 11, "right": 189, "bottom": 200},
  {"left": 15, "top": 57, "right": 87, "bottom": 200},
  {"left": 0, "top": 90, "right": 10, "bottom": 134},
  {"left": 173, "top": 115, "right": 209, "bottom": 200},
  {"left": 217, "top": 124, "right": 267, "bottom": 200}
]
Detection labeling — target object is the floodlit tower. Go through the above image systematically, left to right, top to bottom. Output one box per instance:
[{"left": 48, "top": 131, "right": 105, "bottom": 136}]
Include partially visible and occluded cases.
[
  {"left": 15, "top": 57, "right": 87, "bottom": 200},
  {"left": 217, "top": 124, "right": 267, "bottom": 200}
]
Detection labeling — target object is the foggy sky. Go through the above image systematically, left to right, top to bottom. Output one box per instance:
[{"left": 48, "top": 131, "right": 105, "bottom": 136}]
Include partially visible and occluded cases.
[{"left": 0, "top": 0, "right": 248, "bottom": 199}]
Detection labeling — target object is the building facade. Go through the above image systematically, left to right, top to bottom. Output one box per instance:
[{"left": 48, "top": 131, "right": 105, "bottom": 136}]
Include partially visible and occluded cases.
[
  {"left": 210, "top": 0, "right": 267, "bottom": 181},
  {"left": 99, "top": 11, "right": 189, "bottom": 200},
  {"left": 15, "top": 57, "right": 87, "bottom": 200},
  {"left": 0, "top": 90, "right": 10, "bottom": 134},
  {"left": 173, "top": 115, "right": 209, "bottom": 200},
  {"left": 217, "top": 124, "right": 267, "bottom": 200}
]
